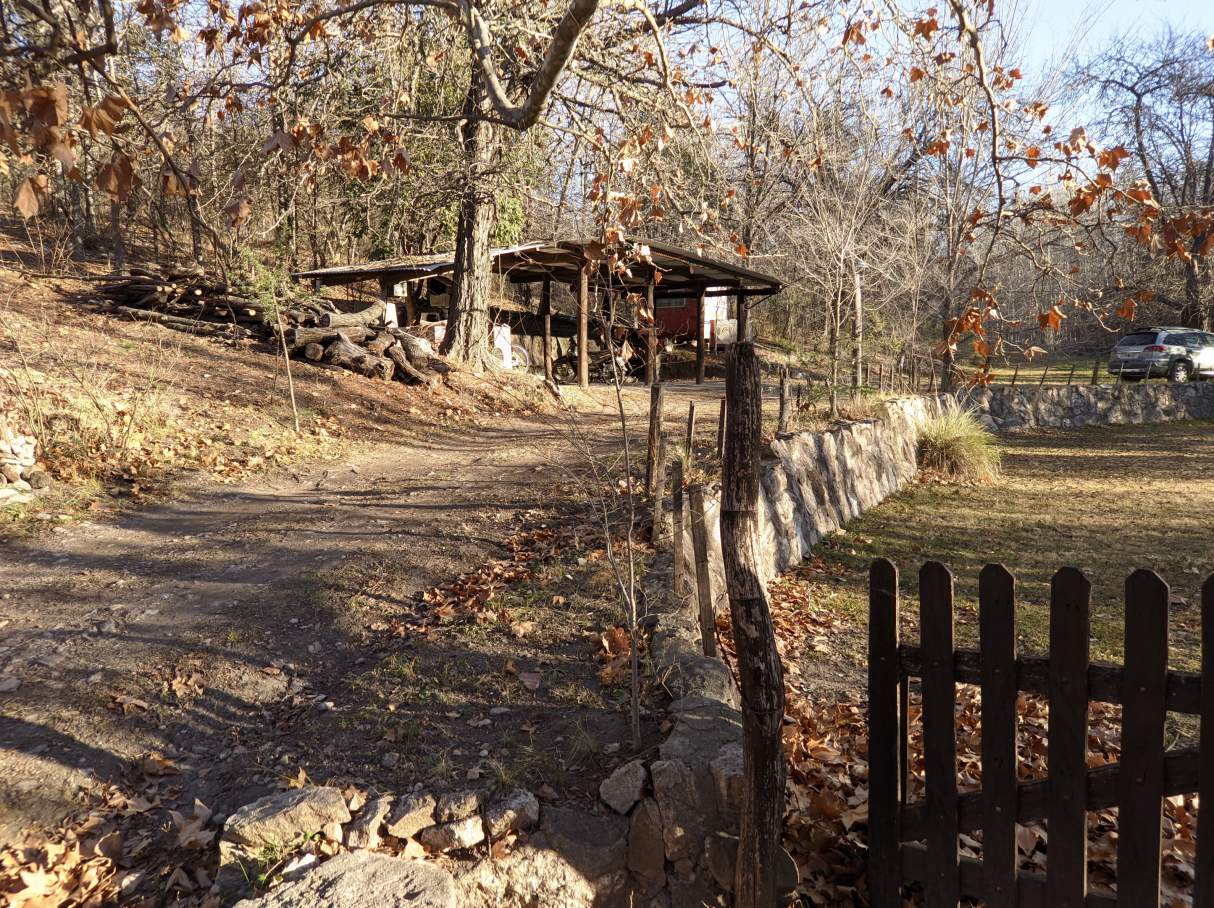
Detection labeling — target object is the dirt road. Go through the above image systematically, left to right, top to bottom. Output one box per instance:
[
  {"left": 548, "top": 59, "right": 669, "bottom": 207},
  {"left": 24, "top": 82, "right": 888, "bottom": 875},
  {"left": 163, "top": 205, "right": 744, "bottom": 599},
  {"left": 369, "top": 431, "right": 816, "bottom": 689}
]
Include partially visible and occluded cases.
[{"left": 0, "top": 409, "right": 613, "bottom": 839}]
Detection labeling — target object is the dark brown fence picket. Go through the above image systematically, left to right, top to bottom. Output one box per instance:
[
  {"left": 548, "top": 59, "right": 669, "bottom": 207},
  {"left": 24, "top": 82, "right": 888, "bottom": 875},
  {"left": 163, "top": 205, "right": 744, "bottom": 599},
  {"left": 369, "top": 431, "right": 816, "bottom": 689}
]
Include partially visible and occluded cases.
[
  {"left": 867, "top": 562, "right": 1211, "bottom": 908},
  {"left": 978, "top": 564, "right": 1017, "bottom": 908}
]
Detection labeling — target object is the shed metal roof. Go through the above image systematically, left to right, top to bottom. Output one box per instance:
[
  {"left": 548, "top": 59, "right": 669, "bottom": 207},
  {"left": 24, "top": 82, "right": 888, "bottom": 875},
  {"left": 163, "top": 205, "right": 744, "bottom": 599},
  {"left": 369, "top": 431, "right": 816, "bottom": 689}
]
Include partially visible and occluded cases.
[{"left": 293, "top": 238, "right": 783, "bottom": 297}]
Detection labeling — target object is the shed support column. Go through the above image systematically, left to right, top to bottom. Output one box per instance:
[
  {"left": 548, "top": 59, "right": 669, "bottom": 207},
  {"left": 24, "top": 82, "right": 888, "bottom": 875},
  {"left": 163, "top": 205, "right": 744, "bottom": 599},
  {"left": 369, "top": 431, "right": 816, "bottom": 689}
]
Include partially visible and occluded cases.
[
  {"left": 578, "top": 266, "right": 590, "bottom": 389},
  {"left": 378, "top": 276, "right": 398, "bottom": 327},
  {"left": 541, "top": 278, "right": 553, "bottom": 383},
  {"left": 646, "top": 280, "right": 657, "bottom": 385},
  {"left": 405, "top": 283, "right": 419, "bottom": 326},
  {"left": 696, "top": 287, "right": 706, "bottom": 385}
]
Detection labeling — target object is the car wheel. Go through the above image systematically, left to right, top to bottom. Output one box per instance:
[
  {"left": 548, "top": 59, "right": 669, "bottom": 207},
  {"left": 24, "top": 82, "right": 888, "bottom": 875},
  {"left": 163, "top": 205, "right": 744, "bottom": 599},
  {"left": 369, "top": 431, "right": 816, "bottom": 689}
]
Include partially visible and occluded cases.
[{"left": 1168, "top": 361, "right": 1192, "bottom": 383}]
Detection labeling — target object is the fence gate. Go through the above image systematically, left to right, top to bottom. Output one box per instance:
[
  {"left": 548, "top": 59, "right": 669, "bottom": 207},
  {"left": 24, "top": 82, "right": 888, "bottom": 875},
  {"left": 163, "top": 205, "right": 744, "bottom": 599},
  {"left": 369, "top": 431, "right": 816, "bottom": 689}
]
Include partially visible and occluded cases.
[{"left": 867, "top": 558, "right": 1214, "bottom": 906}]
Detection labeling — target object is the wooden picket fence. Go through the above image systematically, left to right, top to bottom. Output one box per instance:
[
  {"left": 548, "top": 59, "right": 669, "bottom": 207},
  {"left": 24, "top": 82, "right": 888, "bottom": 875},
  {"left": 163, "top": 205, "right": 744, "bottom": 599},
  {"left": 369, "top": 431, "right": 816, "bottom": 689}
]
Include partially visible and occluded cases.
[{"left": 867, "top": 559, "right": 1214, "bottom": 907}]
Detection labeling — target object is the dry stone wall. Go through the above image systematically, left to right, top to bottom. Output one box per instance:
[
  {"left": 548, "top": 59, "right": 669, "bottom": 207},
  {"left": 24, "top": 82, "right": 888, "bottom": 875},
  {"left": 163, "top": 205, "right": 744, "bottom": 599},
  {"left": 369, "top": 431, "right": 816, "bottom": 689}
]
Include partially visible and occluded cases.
[{"left": 636, "top": 381, "right": 1214, "bottom": 905}]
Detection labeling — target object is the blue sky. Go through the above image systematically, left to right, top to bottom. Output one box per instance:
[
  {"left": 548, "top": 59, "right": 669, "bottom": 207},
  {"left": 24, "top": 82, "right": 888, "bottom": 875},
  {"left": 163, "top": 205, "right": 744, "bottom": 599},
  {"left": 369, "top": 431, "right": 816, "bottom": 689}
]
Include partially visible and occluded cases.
[{"left": 1020, "top": 0, "right": 1213, "bottom": 78}]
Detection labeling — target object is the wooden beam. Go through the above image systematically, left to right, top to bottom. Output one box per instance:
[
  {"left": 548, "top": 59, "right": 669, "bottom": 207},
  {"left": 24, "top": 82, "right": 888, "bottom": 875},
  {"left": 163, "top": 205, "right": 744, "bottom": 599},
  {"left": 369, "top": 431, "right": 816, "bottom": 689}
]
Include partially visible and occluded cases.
[
  {"left": 578, "top": 265, "right": 589, "bottom": 389},
  {"left": 541, "top": 278, "right": 553, "bottom": 383},
  {"left": 695, "top": 287, "right": 706, "bottom": 385}
]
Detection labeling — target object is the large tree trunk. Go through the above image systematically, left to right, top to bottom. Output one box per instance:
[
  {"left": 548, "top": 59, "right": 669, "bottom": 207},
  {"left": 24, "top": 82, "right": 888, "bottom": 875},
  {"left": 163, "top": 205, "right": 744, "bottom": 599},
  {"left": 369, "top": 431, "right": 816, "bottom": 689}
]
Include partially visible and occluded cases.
[
  {"left": 442, "top": 73, "right": 500, "bottom": 371},
  {"left": 720, "top": 341, "right": 786, "bottom": 907}
]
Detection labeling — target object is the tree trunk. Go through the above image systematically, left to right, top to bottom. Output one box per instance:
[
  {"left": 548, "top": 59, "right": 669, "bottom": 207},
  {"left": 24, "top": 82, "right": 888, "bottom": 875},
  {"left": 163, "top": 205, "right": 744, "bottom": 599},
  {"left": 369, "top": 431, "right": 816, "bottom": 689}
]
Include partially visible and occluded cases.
[
  {"left": 442, "top": 72, "right": 500, "bottom": 371},
  {"left": 851, "top": 266, "right": 863, "bottom": 388},
  {"left": 720, "top": 341, "right": 786, "bottom": 907}
]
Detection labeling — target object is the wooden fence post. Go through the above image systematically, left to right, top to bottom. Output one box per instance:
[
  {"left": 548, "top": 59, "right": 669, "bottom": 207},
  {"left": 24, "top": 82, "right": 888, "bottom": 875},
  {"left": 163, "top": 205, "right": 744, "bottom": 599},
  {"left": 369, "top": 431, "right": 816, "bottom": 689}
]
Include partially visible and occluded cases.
[
  {"left": 541, "top": 278, "right": 553, "bottom": 383},
  {"left": 719, "top": 342, "right": 785, "bottom": 906},
  {"left": 1091, "top": 359, "right": 1101, "bottom": 385},
  {"left": 1010, "top": 364, "right": 1019, "bottom": 387},
  {"left": 1067, "top": 364, "right": 1077, "bottom": 386},
  {"left": 1039, "top": 365, "right": 1050, "bottom": 387},
  {"left": 777, "top": 366, "right": 791, "bottom": 434},
  {"left": 645, "top": 382, "right": 664, "bottom": 493},
  {"left": 716, "top": 397, "right": 726, "bottom": 458},
  {"left": 685, "top": 400, "right": 697, "bottom": 466},
  {"left": 650, "top": 433, "right": 669, "bottom": 547},
  {"left": 671, "top": 457, "right": 686, "bottom": 597},
  {"left": 687, "top": 483, "right": 716, "bottom": 658},
  {"left": 868, "top": 558, "right": 902, "bottom": 908},
  {"left": 920, "top": 562, "right": 960, "bottom": 908},
  {"left": 979, "top": 564, "right": 1018, "bottom": 908},
  {"left": 1047, "top": 567, "right": 1092, "bottom": 908},
  {"left": 1118, "top": 570, "right": 1170, "bottom": 907}
]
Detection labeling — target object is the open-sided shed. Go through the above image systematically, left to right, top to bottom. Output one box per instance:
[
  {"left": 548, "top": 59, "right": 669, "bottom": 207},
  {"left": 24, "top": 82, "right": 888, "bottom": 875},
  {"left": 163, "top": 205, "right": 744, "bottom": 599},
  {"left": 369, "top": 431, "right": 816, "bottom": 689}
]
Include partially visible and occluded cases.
[{"left": 293, "top": 238, "right": 783, "bottom": 387}]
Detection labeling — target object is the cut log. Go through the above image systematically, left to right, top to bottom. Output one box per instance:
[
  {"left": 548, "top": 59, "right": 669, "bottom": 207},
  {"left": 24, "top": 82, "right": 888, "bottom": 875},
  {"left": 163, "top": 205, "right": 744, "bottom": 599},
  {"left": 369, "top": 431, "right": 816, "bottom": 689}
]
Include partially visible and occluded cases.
[
  {"left": 318, "top": 301, "right": 385, "bottom": 329},
  {"left": 110, "top": 305, "right": 249, "bottom": 339},
  {"left": 284, "top": 326, "right": 369, "bottom": 349},
  {"left": 387, "top": 327, "right": 435, "bottom": 366},
  {"left": 365, "top": 332, "right": 394, "bottom": 356},
  {"left": 325, "top": 335, "right": 394, "bottom": 380},
  {"left": 303, "top": 342, "right": 326, "bottom": 361},
  {"left": 386, "top": 343, "right": 438, "bottom": 386}
]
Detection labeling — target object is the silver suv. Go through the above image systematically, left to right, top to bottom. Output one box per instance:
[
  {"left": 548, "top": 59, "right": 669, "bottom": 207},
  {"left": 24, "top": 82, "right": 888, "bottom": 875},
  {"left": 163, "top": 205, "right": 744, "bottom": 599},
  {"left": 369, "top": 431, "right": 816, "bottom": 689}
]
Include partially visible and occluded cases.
[{"left": 1108, "top": 327, "right": 1214, "bottom": 383}]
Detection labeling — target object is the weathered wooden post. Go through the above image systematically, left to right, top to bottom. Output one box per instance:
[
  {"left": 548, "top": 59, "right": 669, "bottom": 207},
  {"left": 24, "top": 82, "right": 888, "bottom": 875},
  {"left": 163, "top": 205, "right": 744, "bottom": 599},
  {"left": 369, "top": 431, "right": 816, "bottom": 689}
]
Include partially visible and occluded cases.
[
  {"left": 577, "top": 266, "right": 590, "bottom": 390},
  {"left": 541, "top": 278, "right": 553, "bottom": 383},
  {"left": 695, "top": 288, "right": 707, "bottom": 385},
  {"left": 719, "top": 342, "right": 785, "bottom": 906},
  {"left": 927, "top": 359, "right": 937, "bottom": 392},
  {"left": 1091, "top": 359, "right": 1101, "bottom": 385},
  {"left": 877, "top": 362, "right": 884, "bottom": 391},
  {"left": 1067, "top": 363, "right": 1076, "bottom": 385},
  {"left": 1010, "top": 364, "right": 1019, "bottom": 387},
  {"left": 1039, "top": 365, "right": 1050, "bottom": 387},
  {"left": 777, "top": 366, "right": 791, "bottom": 434},
  {"left": 645, "top": 382, "right": 664, "bottom": 494},
  {"left": 715, "top": 397, "right": 727, "bottom": 459},
  {"left": 685, "top": 400, "right": 697, "bottom": 464},
  {"left": 651, "top": 433, "right": 669, "bottom": 546},
  {"left": 671, "top": 457, "right": 686, "bottom": 597},
  {"left": 687, "top": 483, "right": 716, "bottom": 658}
]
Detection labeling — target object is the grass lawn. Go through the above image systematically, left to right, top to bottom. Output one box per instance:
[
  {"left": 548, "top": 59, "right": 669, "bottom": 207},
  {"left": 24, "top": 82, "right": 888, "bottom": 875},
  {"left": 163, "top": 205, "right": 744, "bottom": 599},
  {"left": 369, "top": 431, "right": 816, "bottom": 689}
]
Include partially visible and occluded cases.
[{"left": 785, "top": 420, "right": 1214, "bottom": 699}]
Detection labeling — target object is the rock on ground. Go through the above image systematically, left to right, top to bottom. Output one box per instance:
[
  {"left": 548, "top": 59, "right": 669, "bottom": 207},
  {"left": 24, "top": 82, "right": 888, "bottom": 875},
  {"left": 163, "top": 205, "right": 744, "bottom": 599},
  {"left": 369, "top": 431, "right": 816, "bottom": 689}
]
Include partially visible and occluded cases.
[
  {"left": 599, "top": 760, "right": 648, "bottom": 815},
  {"left": 224, "top": 787, "right": 352, "bottom": 850},
  {"left": 483, "top": 789, "right": 539, "bottom": 839},
  {"left": 386, "top": 793, "right": 436, "bottom": 840},
  {"left": 346, "top": 795, "right": 394, "bottom": 850},
  {"left": 417, "top": 816, "right": 484, "bottom": 852},
  {"left": 455, "top": 843, "right": 601, "bottom": 908},
  {"left": 232, "top": 852, "right": 454, "bottom": 907}
]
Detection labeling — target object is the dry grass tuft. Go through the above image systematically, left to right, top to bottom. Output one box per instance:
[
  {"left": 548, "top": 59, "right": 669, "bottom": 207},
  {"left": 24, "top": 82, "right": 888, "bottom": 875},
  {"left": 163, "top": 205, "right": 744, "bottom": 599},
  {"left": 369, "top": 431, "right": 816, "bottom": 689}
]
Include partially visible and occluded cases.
[{"left": 917, "top": 399, "right": 1000, "bottom": 482}]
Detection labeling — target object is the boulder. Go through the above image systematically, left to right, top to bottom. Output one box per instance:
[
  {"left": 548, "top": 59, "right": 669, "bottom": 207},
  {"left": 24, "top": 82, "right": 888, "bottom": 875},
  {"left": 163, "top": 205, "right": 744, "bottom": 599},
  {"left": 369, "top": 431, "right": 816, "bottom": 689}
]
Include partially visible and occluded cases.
[
  {"left": 709, "top": 743, "right": 744, "bottom": 831},
  {"left": 599, "top": 760, "right": 648, "bottom": 815},
  {"left": 650, "top": 760, "right": 708, "bottom": 865},
  {"left": 224, "top": 787, "right": 352, "bottom": 850},
  {"left": 434, "top": 789, "right": 481, "bottom": 822},
  {"left": 483, "top": 789, "right": 539, "bottom": 839},
  {"left": 386, "top": 793, "right": 436, "bottom": 840},
  {"left": 346, "top": 795, "right": 394, "bottom": 850},
  {"left": 626, "top": 798, "right": 666, "bottom": 892},
  {"left": 539, "top": 806, "right": 627, "bottom": 880},
  {"left": 417, "top": 816, "right": 484, "bottom": 852},
  {"left": 455, "top": 842, "right": 599, "bottom": 908},
  {"left": 232, "top": 852, "right": 454, "bottom": 907}
]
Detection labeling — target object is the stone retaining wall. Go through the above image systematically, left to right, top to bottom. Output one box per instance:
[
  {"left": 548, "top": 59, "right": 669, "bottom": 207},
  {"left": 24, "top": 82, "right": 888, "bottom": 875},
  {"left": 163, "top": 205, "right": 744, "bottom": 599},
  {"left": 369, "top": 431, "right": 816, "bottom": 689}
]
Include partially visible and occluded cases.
[{"left": 630, "top": 381, "right": 1214, "bottom": 904}]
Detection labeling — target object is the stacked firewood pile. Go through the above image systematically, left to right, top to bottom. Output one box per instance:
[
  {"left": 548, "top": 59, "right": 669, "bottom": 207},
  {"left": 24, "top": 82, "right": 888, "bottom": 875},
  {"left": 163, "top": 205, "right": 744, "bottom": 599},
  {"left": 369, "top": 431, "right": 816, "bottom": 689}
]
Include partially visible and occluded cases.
[
  {"left": 83, "top": 267, "right": 451, "bottom": 386},
  {"left": 0, "top": 421, "right": 50, "bottom": 505}
]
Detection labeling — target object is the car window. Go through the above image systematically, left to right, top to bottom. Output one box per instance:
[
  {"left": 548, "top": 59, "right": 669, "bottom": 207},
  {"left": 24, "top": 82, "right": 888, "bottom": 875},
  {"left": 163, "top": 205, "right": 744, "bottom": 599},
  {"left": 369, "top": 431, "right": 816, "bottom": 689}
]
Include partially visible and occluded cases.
[
  {"left": 1117, "top": 332, "right": 1158, "bottom": 346},
  {"left": 1163, "top": 333, "right": 1199, "bottom": 348}
]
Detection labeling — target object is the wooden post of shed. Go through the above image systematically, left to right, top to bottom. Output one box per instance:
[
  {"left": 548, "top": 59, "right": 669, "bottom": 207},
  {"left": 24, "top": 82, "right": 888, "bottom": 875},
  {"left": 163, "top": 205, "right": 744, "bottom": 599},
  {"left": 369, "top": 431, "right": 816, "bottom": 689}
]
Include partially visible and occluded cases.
[
  {"left": 577, "top": 266, "right": 590, "bottom": 389},
  {"left": 377, "top": 276, "right": 398, "bottom": 326},
  {"left": 541, "top": 278, "right": 553, "bottom": 383},
  {"left": 646, "top": 280, "right": 657, "bottom": 385},
  {"left": 695, "top": 288, "right": 707, "bottom": 385}
]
